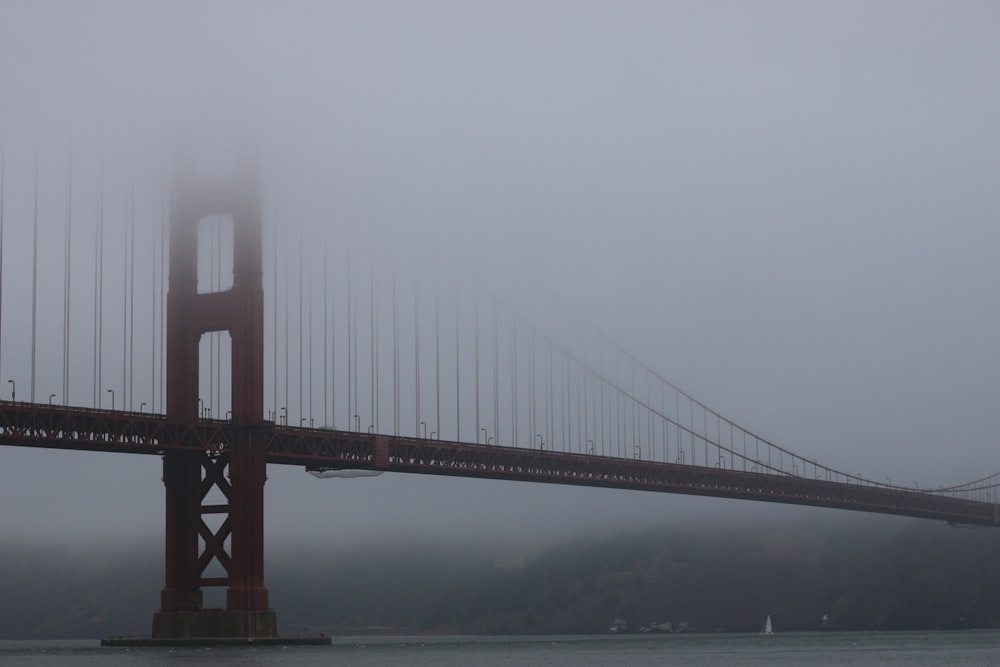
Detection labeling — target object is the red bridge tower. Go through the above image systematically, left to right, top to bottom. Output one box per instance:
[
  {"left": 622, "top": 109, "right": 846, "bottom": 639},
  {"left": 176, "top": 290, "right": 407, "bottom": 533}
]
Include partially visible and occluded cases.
[{"left": 151, "top": 160, "right": 275, "bottom": 639}]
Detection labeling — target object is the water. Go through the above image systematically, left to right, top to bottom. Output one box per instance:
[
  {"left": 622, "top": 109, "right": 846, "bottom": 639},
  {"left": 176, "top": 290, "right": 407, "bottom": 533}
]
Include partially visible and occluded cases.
[{"left": 4, "top": 631, "right": 1000, "bottom": 666}]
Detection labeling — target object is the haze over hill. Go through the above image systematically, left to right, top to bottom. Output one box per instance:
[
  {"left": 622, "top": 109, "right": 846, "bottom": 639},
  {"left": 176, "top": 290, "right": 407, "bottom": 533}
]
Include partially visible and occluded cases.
[{"left": 4, "top": 515, "right": 1000, "bottom": 639}]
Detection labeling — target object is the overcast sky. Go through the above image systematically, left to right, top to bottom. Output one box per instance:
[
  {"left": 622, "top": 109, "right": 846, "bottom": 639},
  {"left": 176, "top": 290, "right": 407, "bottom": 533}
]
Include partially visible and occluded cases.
[{"left": 1, "top": 1, "right": 999, "bottom": 554}]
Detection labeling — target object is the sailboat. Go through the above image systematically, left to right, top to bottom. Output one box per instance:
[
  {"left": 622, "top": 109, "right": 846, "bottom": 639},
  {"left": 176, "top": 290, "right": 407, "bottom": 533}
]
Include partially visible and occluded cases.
[{"left": 761, "top": 615, "right": 774, "bottom": 635}]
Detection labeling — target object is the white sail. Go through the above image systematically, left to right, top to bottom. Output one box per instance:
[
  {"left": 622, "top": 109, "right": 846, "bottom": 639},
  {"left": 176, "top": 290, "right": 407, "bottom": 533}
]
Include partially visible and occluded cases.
[{"left": 763, "top": 615, "right": 774, "bottom": 635}]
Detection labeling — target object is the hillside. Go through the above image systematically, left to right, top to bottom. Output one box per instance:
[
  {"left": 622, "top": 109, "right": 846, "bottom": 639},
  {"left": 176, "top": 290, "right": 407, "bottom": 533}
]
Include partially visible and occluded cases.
[{"left": 3, "top": 517, "right": 1000, "bottom": 638}]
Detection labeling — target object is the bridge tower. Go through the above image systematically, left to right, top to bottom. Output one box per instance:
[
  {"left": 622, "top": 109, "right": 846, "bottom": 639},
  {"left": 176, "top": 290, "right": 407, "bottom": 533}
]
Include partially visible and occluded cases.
[{"left": 151, "top": 158, "right": 275, "bottom": 639}]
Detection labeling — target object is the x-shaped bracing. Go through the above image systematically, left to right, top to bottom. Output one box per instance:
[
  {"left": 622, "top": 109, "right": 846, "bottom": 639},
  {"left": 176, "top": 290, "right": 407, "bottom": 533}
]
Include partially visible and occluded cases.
[{"left": 197, "top": 453, "right": 232, "bottom": 585}]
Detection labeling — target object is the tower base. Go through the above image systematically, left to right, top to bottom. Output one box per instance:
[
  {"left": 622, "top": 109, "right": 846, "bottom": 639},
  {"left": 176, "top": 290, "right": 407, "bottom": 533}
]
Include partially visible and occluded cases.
[
  {"left": 103, "top": 609, "right": 329, "bottom": 646},
  {"left": 151, "top": 609, "right": 278, "bottom": 640}
]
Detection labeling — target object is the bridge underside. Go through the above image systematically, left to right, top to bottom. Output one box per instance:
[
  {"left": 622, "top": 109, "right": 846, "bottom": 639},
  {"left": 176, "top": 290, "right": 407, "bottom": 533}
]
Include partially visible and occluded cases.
[{"left": 2, "top": 402, "right": 997, "bottom": 528}]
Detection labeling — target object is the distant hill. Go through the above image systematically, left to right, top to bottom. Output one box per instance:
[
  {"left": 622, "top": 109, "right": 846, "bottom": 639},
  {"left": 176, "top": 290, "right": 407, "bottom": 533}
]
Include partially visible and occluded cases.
[{"left": 3, "top": 517, "right": 1000, "bottom": 638}]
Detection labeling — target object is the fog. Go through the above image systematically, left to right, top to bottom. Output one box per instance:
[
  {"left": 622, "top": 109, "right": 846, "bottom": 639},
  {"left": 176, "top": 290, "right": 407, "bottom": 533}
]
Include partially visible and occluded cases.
[{"left": 1, "top": 1, "right": 999, "bottom": 555}]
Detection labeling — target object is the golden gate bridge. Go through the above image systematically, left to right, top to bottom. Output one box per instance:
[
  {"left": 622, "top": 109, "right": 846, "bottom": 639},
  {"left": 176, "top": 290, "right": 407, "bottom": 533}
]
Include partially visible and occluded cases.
[{"left": 0, "top": 123, "right": 997, "bottom": 644}]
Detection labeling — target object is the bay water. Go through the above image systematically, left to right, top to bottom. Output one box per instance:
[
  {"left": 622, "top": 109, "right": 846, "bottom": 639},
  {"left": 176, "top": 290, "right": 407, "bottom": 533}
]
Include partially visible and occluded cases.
[{"left": 3, "top": 630, "right": 1000, "bottom": 665}]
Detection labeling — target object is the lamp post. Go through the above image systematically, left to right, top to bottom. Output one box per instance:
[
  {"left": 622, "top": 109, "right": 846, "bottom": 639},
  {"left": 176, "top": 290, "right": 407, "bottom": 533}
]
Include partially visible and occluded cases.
[
  {"left": 7, "top": 379, "right": 14, "bottom": 401},
  {"left": 107, "top": 389, "right": 115, "bottom": 411},
  {"left": 48, "top": 393, "right": 56, "bottom": 405},
  {"left": 140, "top": 401, "right": 147, "bottom": 413},
  {"left": 280, "top": 406, "right": 287, "bottom": 425},
  {"left": 354, "top": 414, "right": 360, "bottom": 432},
  {"left": 420, "top": 421, "right": 427, "bottom": 439},
  {"left": 481, "top": 427, "right": 488, "bottom": 444}
]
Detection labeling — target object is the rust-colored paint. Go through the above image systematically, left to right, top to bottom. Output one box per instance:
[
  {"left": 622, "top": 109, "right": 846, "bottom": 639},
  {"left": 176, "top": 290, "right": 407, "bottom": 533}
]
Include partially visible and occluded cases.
[
  {"left": 160, "top": 161, "right": 269, "bottom": 616},
  {"left": 1, "top": 402, "right": 996, "bottom": 527}
]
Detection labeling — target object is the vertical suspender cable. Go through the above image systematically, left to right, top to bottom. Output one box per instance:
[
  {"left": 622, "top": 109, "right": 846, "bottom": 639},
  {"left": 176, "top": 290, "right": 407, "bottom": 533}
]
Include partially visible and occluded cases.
[
  {"left": 0, "top": 121, "right": 5, "bottom": 381},
  {"left": 30, "top": 126, "right": 39, "bottom": 403},
  {"left": 63, "top": 132, "right": 72, "bottom": 405},
  {"left": 96, "top": 156, "right": 104, "bottom": 407},
  {"left": 93, "top": 161, "right": 99, "bottom": 406},
  {"left": 123, "top": 166, "right": 132, "bottom": 409},
  {"left": 130, "top": 169, "right": 138, "bottom": 409},
  {"left": 151, "top": 170, "right": 159, "bottom": 412},
  {"left": 121, "top": 176, "right": 129, "bottom": 409},
  {"left": 159, "top": 176, "right": 165, "bottom": 412},
  {"left": 215, "top": 217, "right": 221, "bottom": 412},
  {"left": 207, "top": 220, "right": 213, "bottom": 415},
  {"left": 207, "top": 220, "right": 212, "bottom": 413},
  {"left": 298, "top": 222, "right": 304, "bottom": 423},
  {"left": 323, "top": 224, "right": 328, "bottom": 426},
  {"left": 330, "top": 224, "right": 337, "bottom": 426},
  {"left": 272, "top": 225, "right": 278, "bottom": 419},
  {"left": 345, "top": 225, "right": 354, "bottom": 431},
  {"left": 347, "top": 226, "right": 353, "bottom": 428},
  {"left": 284, "top": 229, "right": 289, "bottom": 423},
  {"left": 351, "top": 246, "right": 358, "bottom": 430},
  {"left": 308, "top": 247, "right": 313, "bottom": 425},
  {"left": 370, "top": 250, "right": 376, "bottom": 432},
  {"left": 374, "top": 251, "right": 380, "bottom": 431},
  {"left": 392, "top": 263, "right": 399, "bottom": 435},
  {"left": 414, "top": 271, "right": 420, "bottom": 436},
  {"left": 434, "top": 272, "right": 440, "bottom": 438},
  {"left": 455, "top": 284, "right": 460, "bottom": 440},
  {"left": 474, "top": 293, "right": 479, "bottom": 441},
  {"left": 492, "top": 301, "right": 498, "bottom": 445},
  {"left": 529, "top": 309, "right": 535, "bottom": 447},
  {"left": 511, "top": 313, "right": 517, "bottom": 446},
  {"left": 540, "top": 318, "right": 547, "bottom": 448},
  {"left": 548, "top": 329, "right": 554, "bottom": 449},
  {"left": 548, "top": 331, "right": 554, "bottom": 449},
  {"left": 559, "top": 332, "right": 565, "bottom": 449},
  {"left": 583, "top": 339, "right": 589, "bottom": 452},
  {"left": 564, "top": 341, "right": 569, "bottom": 451},
  {"left": 568, "top": 342, "right": 574, "bottom": 451},
  {"left": 565, "top": 343, "right": 570, "bottom": 452},
  {"left": 577, "top": 344, "right": 583, "bottom": 454},
  {"left": 599, "top": 347, "right": 605, "bottom": 455},
  {"left": 612, "top": 351, "right": 619, "bottom": 455},
  {"left": 630, "top": 362, "right": 636, "bottom": 457},
  {"left": 635, "top": 364, "right": 640, "bottom": 456},
  {"left": 647, "top": 370, "right": 652, "bottom": 460},
  {"left": 661, "top": 374, "right": 668, "bottom": 462},
  {"left": 675, "top": 390, "right": 681, "bottom": 463},
  {"left": 689, "top": 400, "right": 694, "bottom": 465},
  {"left": 704, "top": 408, "right": 708, "bottom": 467},
  {"left": 729, "top": 421, "right": 734, "bottom": 470}
]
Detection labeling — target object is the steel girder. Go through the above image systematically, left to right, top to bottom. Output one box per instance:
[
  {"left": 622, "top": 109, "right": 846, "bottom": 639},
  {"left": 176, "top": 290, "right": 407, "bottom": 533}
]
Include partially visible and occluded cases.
[{"left": 2, "top": 402, "right": 997, "bottom": 527}]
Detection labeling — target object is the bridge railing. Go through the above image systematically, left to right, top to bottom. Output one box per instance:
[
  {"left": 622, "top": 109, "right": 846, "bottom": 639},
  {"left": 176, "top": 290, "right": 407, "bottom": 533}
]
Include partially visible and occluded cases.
[{"left": 2, "top": 398, "right": 998, "bottom": 509}]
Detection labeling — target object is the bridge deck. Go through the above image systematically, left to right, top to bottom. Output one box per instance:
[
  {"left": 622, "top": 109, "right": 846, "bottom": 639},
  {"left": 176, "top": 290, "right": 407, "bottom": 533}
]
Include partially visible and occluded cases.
[{"left": 2, "top": 402, "right": 996, "bottom": 527}]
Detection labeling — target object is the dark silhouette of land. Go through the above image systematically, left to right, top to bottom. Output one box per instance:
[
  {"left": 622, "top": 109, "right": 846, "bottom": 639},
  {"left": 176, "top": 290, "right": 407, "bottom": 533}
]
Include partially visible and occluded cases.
[{"left": 3, "top": 516, "right": 1000, "bottom": 638}]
